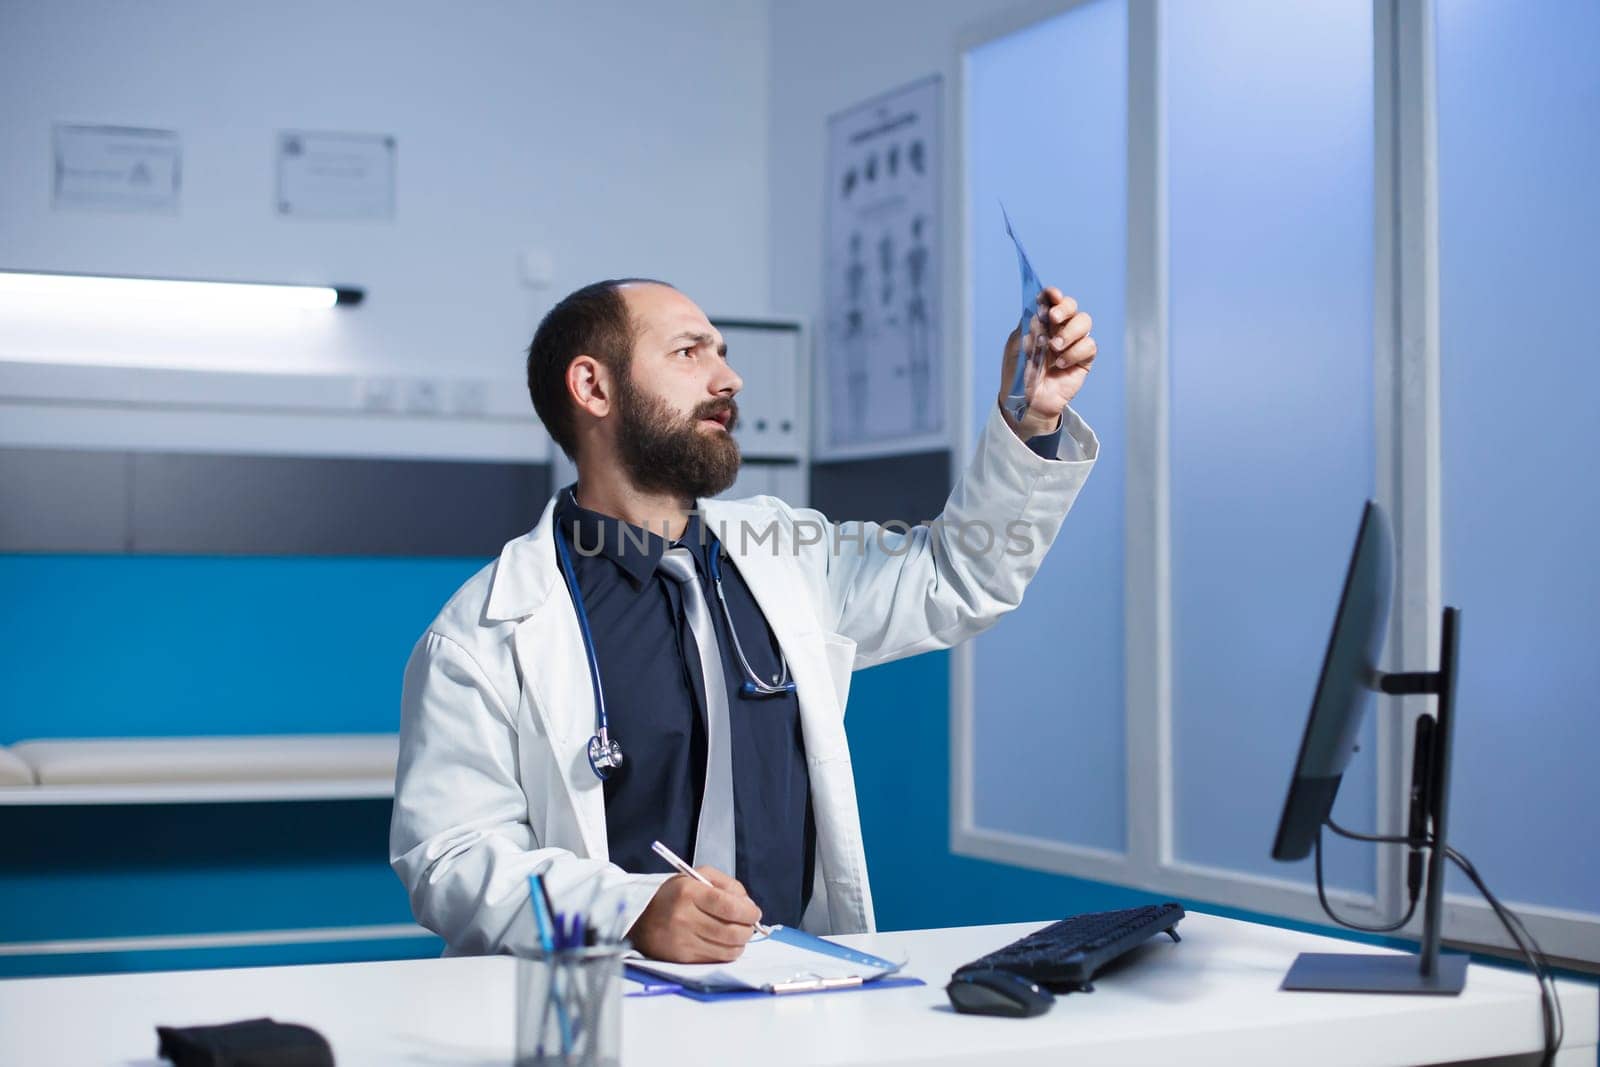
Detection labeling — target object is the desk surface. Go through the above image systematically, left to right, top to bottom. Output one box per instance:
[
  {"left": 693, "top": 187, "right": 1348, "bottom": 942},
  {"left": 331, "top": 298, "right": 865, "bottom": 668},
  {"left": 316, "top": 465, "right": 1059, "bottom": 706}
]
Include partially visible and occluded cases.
[{"left": 0, "top": 913, "right": 1593, "bottom": 1066}]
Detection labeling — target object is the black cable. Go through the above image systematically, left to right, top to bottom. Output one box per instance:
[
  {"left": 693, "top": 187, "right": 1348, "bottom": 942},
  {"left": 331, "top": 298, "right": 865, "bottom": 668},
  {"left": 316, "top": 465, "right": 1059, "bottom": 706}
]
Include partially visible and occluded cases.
[
  {"left": 1324, "top": 816, "right": 1418, "bottom": 846},
  {"left": 1326, "top": 816, "right": 1433, "bottom": 905},
  {"left": 1316, "top": 819, "right": 1562, "bottom": 1066},
  {"left": 1313, "top": 823, "right": 1419, "bottom": 933},
  {"left": 1444, "top": 846, "right": 1563, "bottom": 1066},
  {"left": 1462, "top": 861, "right": 1559, "bottom": 1066}
]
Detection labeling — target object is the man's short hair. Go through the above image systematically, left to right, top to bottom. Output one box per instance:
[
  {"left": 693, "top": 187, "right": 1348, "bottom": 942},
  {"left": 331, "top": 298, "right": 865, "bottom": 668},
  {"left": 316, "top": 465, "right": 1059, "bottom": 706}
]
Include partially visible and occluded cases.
[{"left": 525, "top": 278, "right": 671, "bottom": 460}]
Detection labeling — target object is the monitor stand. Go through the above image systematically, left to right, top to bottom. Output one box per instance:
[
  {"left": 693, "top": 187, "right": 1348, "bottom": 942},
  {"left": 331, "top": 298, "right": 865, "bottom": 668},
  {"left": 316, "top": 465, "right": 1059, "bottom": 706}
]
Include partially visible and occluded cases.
[
  {"left": 1283, "top": 608, "right": 1468, "bottom": 996},
  {"left": 1283, "top": 950, "right": 1468, "bottom": 994}
]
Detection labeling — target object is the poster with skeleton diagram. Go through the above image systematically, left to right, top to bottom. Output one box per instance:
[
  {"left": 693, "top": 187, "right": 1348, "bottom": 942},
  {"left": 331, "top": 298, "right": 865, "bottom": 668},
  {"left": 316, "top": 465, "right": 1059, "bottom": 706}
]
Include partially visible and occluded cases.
[{"left": 823, "top": 76, "right": 942, "bottom": 453}]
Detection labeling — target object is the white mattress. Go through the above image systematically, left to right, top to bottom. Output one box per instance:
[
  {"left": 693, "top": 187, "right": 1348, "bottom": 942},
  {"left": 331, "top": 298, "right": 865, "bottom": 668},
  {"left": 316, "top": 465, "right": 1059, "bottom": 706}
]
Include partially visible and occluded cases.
[
  {"left": 11, "top": 734, "right": 399, "bottom": 786},
  {"left": 0, "top": 747, "right": 36, "bottom": 787}
]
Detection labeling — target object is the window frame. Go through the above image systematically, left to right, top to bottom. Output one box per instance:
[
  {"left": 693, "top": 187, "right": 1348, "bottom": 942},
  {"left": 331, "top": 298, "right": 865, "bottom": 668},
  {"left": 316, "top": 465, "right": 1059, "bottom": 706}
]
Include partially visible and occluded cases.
[{"left": 950, "top": 0, "right": 1600, "bottom": 969}]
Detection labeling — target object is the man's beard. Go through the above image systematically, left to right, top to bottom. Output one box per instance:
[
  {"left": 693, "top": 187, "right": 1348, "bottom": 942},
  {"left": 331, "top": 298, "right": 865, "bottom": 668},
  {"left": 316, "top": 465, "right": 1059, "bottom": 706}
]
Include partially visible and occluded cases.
[{"left": 614, "top": 373, "right": 741, "bottom": 500}]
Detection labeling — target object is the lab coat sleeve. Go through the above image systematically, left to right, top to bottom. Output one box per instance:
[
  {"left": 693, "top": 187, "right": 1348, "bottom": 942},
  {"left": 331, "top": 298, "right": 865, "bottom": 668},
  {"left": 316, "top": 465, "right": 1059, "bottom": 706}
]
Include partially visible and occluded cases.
[
  {"left": 796, "top": 401, "right": 1097, "bottom": 670},
  {"left": 390, "top": 630, "right": 671, "bottom": 956}
]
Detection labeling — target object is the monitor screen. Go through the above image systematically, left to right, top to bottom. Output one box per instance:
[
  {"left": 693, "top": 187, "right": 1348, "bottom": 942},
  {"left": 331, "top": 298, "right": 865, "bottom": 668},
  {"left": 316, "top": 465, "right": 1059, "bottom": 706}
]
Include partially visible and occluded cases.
[{"left": 1271, "top": 501, "right": 1395, "bottom": 862}]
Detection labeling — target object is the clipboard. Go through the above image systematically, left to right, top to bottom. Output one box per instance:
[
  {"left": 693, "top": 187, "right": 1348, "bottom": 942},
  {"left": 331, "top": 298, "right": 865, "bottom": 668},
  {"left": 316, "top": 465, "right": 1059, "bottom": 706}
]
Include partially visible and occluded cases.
[{"left": 625, "top": 926, "right": 923, "bottom": 999}]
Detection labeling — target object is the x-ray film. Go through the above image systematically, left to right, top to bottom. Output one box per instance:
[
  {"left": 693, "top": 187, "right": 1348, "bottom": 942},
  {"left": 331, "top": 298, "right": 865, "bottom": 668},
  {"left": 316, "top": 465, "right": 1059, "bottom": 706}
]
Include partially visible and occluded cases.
[{"left": 1001, "top": 204, "right": 1048, "bottom": 422}]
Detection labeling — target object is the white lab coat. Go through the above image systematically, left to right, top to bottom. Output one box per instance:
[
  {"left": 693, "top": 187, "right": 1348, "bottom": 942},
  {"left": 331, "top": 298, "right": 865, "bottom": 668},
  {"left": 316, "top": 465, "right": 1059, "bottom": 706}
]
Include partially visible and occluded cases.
[{"left": 391, "top": 403, "right": 1098, "bottom": 955}]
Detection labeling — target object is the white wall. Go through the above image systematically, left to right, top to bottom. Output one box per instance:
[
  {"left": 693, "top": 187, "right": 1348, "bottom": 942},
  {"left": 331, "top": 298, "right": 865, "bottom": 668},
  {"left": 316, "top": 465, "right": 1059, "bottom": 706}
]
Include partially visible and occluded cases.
[
  {"left": 0, "top": 0, "right": 771, "bottom": 379},
  {"left": 767, "top": 0, "right": 1076, "bottom": 452}
]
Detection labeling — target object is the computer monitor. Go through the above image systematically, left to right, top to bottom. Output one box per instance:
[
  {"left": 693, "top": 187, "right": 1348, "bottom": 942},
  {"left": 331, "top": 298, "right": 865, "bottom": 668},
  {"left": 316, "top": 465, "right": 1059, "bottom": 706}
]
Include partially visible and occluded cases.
[
  {"left": 1271, "top": 500, "right": 1467, "bottom": 995},
  {"left": 1272, "top": 501, "right": 1393, "bottom": 862}
]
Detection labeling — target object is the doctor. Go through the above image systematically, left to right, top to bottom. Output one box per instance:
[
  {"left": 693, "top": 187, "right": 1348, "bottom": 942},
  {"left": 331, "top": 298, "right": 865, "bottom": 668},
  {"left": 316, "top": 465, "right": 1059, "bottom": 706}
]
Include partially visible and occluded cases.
[{"left": 392, "top": 278, "right": 1099, "bottom": 963}]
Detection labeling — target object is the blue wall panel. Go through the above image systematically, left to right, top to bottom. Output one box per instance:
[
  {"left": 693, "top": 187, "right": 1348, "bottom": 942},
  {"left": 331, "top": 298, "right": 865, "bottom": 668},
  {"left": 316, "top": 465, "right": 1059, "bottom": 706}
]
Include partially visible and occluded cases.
[
  {"left": 0, "top": 554, "right": 483, "bottom": 976},
  {"left": 0, "top": 555, "right": 487, "bottom": 740},
  {"left": 1, "top": 802, "right": 409, "bottom": 942},
  {"left": 0, "top": 935, "right": 444, "bottom": 980}
]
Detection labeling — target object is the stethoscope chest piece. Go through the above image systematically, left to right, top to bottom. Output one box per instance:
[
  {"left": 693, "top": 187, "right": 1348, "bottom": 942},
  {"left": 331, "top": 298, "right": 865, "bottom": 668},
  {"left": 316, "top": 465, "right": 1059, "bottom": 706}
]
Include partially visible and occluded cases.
[{"left": 588, "top": 734, "right": 624, "bottom": 779}]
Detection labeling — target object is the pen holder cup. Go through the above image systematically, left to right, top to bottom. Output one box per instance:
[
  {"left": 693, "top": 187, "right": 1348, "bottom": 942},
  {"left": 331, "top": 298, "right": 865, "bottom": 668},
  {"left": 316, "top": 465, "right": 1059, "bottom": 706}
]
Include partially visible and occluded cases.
[{"left": 515, "top": 946, "right": 629, "bottom": 1067}]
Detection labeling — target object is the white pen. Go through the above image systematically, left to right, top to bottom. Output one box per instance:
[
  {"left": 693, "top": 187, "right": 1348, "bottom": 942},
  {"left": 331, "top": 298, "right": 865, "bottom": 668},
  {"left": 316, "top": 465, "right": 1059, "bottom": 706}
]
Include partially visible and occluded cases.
[{"left": 650, "top": 839, "right": 773, "bottom": 936}]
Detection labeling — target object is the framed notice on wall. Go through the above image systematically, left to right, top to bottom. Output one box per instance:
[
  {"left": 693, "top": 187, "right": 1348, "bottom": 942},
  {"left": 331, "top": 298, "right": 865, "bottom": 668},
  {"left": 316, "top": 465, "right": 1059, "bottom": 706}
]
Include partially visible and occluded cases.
[
  {"left": 820, "top": 75, "right": 943, "bottom": 459},
  {"left": 53, "top": 125, "right": 182, "bottom": 215},
  {"left": 276, "top": 130, "right": 396, "bottom": 221}
]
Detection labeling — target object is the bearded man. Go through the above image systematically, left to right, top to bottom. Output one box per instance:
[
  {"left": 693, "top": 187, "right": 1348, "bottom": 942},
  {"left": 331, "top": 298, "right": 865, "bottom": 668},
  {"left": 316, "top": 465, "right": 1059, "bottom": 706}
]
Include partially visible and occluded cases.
[{"left": 391, "top": 277, "right": 1099, "bottom": 963}]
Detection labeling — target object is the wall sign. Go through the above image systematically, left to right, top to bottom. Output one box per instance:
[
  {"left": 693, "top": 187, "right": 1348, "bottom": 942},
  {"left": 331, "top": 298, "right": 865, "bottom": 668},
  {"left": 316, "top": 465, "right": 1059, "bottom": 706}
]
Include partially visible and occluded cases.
[{"left": 53, "top": 124, "right": 182, "bottom": 215}]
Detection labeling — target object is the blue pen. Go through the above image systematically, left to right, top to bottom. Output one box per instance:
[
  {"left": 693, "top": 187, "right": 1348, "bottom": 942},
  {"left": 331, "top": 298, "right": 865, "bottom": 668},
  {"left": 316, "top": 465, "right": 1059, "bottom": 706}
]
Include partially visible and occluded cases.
[
  {"left": 527, "top": 875, "right": 573, "bottom": 1054},
  {"left": 528, "top": 875, "right": 555, "bottom": 951},
  {"left": 535, "top": 876, "right": 560, "bottom": 933},
  {"left": 554, "top": 911, "right": 571, "bottom": 951},
  {"left": 626, "top": 979, "right": 682, "bottom": 998}
]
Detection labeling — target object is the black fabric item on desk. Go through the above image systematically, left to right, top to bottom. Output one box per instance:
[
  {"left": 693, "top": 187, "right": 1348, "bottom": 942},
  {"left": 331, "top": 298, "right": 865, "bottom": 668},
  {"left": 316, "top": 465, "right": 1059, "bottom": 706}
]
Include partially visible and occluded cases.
[{"left": 156, "top": 1017, "right": 334, "bottom": 1066}]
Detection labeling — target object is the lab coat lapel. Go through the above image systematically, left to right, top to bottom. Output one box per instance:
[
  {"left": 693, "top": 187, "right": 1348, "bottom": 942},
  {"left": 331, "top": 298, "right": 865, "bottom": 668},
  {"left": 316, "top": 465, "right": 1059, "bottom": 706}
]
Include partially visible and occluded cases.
[{"left": 492, "top": 499, "right": 609, "bottom": 860}]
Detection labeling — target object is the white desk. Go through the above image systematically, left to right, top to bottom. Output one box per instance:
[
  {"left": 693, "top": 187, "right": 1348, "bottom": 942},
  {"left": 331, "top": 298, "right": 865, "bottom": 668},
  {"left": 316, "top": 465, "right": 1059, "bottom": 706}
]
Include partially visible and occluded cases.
[{"left": 0, "top": 913, "right": 1593, "bottom": 1066}]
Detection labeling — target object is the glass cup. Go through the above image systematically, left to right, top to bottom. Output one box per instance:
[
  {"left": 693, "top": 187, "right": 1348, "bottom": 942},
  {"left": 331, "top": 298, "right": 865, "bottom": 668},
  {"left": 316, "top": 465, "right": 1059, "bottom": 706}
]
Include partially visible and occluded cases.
[{"left": 515, "top": 946, "right": 629, "bottom": 1067}]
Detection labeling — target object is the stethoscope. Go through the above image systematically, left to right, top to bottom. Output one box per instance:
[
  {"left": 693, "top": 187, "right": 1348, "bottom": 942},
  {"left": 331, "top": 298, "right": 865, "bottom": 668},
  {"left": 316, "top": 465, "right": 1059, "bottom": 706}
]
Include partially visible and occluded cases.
[{"left": 553, "top": 492, "right": 797, "bottom": 780}]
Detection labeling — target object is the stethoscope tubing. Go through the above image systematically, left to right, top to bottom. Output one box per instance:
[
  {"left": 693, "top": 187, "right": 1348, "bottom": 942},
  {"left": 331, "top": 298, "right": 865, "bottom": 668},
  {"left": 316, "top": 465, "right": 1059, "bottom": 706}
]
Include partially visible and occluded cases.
[
  {"left": 553, "top": 500, "right": 795, "bottom": 779},
  {"left": 552, "top": 516, "right": 626, "bottom": 778},
  {"left": 708, "top": 549, "right": 795, "bottom": 697}
]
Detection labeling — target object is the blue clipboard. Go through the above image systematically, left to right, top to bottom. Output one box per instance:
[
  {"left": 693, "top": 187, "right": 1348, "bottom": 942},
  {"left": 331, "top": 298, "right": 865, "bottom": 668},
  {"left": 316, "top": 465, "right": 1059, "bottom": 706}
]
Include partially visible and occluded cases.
[
  {"left": 764, "top": 924, "right": 903, "bottom": 972},
  {"left": 624, "top": 926, "right": 924, "bottom": 1000},
  {"left": 625, "top": 966, "right": 925, "bottom": 1002},
  {"left": 669, "top": 975, "right": 926, "bottom": 1002}
]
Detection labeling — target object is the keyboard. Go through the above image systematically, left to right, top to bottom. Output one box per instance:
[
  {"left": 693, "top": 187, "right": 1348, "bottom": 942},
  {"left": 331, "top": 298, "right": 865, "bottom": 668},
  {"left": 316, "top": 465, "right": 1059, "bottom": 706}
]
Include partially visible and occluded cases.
[{"left": 954, "top": 903, "right": 1186, "bottom": 993}]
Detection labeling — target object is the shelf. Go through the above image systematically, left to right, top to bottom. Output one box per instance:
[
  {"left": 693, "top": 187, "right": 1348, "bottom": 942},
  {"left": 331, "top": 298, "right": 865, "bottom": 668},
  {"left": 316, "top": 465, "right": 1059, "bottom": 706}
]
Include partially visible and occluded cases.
[{"left": 0, "top": 778, "right": 394, "bottom": 806}]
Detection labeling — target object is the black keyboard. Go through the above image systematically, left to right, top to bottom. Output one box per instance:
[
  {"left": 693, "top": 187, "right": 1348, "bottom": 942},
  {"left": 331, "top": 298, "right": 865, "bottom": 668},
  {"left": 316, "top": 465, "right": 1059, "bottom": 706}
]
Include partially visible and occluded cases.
[{"left": 954, "top": 903, "right": 1186, "bottom": 993}]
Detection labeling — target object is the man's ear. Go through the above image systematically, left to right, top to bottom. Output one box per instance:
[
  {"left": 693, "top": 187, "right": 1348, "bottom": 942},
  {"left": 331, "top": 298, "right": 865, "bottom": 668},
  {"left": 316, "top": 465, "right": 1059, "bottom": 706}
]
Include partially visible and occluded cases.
[{"left": 568, "top": 355, "right": 612, "bottom": 418}]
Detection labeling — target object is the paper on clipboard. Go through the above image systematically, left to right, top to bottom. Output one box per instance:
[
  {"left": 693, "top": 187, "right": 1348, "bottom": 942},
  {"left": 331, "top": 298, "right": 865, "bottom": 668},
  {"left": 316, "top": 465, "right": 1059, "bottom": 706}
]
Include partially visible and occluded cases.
[{"left": 626, "top": 926, "right": 904, "bottom": 994}]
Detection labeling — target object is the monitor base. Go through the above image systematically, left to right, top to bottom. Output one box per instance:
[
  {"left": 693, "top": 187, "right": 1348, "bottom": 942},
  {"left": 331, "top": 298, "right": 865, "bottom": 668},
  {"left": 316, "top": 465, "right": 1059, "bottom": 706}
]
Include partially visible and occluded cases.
[{"left": 1282, "top": 951, "right": 1469, "bottom": 995}]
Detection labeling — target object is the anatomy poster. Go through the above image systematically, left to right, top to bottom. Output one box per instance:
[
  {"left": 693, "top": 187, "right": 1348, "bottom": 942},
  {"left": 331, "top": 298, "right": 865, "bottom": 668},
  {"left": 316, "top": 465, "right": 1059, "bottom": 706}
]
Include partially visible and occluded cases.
[{"left": 823, "top": 76, "right": 942, "bottom": 454}]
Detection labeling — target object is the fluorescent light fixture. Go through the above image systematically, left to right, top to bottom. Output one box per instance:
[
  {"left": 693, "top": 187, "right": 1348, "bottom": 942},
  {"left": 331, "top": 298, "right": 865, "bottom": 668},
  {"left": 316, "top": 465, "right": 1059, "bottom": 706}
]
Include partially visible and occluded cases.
[{"left": 0, "top": 270, "right": 363, "bottom": 311}]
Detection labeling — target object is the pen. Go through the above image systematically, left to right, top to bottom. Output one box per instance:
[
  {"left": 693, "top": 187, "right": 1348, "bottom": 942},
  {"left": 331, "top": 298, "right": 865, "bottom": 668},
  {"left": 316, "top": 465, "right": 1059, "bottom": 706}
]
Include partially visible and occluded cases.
[
  {"left": 649, "top": 839, "right": 772, "bottom": 936},
  {"left": 525, "top": 874, "right": 572, "bottom": 1055},
  {"left": 528, "top": 874, "right": 556, "bottom": 952},
  {"left": 535, "top": 874, "right": 559, "bottom": 933},
  {"left": 626, "top": 980, "right": 683, "bottom": 998}
]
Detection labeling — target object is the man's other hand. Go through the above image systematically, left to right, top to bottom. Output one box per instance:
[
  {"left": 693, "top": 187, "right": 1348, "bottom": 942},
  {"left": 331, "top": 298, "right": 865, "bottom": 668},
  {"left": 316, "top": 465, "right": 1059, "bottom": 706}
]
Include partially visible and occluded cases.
[{"left": 628, "top": 866, "right": 763, "bottom": 963}]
